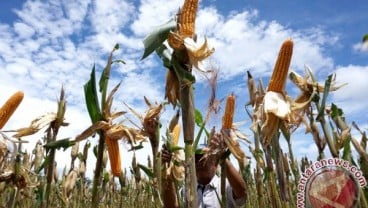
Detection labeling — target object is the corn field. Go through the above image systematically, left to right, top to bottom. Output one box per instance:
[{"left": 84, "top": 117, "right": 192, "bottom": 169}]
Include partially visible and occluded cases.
[{"left": 1, "top": 0, "right": 367, "bottom": 207}]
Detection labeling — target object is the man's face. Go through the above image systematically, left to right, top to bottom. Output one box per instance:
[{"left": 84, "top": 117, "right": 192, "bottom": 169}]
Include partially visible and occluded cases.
[{"left": 195, "top": 154, "right": 218, "bottom": 184}]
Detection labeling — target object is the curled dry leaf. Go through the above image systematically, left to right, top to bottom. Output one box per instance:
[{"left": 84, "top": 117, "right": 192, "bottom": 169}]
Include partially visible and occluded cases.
[
  {"left": 183, "top": 37, "right": 215, "bottom": 71},
  {"left": 10, "top": 113, "right": 65, "bottom": 138}
]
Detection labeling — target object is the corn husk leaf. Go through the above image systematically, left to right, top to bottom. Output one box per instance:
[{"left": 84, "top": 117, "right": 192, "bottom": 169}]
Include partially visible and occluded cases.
[
  {"left": 183, "top": 37, "right": 215, "bottom": 71},
  {"left": 264, "top": 91, "right": 291, "bottom": 119},
  {"left": 9, "top": 113, "right": 59, "bottom": 138},
  {"left": 75, "top": 121, "right": 110, "bottom": 142}
]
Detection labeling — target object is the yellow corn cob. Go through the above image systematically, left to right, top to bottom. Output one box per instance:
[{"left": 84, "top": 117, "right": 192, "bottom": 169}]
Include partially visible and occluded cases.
[
  {"left": 179, "top": 0, "right": 198, "bottom": 37},
  {"left": 168, "top": 31, "right": 185, "bottom": 50},
  {"left": 267, "top": 39, "right": 293, "bottom": 92},
  {"left": 0, "top": 91, "right": 24, "bottom": 129},
  {"left": 222, "top": 94, "right": 235, "bottom": 129},
  {"left": 172, "top": 124, "right": 181, "bottom": 146},
  {"left": 105, "top": 136, "right": 121, "bottom": 176}
]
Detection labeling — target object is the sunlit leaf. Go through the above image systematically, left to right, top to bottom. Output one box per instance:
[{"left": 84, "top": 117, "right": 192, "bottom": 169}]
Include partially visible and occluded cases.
[
  {"left": 141, "top": 19, "right": 176, "bottom": 60},
  {"left": 84, "top": 66, "right": 102, "bottom": 123},
  {"left": 194, "top": 109, "right": 203, "bottom": 126}
]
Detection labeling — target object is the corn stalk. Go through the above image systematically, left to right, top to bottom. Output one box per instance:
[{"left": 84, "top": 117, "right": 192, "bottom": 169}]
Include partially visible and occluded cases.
[{"left": 44, "top": 87, "right": 66, "bottom": 208}]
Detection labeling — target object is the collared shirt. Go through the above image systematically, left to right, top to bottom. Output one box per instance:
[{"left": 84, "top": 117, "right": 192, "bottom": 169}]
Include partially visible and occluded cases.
[{"left": 183, "top": 175, "right": 246, "bottom": 208}]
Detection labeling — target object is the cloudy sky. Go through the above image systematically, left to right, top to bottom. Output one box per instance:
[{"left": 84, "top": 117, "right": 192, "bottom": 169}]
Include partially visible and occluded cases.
[{"left": 1, "top": 0, "right": 367, "bottom": 178}]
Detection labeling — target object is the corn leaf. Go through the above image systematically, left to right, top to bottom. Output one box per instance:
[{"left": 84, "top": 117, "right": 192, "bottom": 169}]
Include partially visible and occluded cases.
[
  {"left": 141, "top": 19, "right": 176, "bottom": 60},
  {"left": 363, "top": 34, "right": 368, "bottom": 43},
  {"left": 155, "top": 44, "right": 172, "bottom": 68},
  {"left": 171, "top": 55, "right": 196, "bottom": 84},
  {"left": 84, "top": 66, "right": 102, "bottom": 123},
  {"left": 316, "top": 74, "right": 332, "bottom": 121},
  {"left": 330, "top": 103, "right": 344, "bottom": 119},
  {"left": 194, "top": 109, "right": 203, "bottom": 125},
  {"left": 342, "top": 137, "right": 352, "bottom": 161},
  {"left": 44, "top": 138, "right": 75, "bottom": 151},
  {"left": 37, "top": 156, "right": 49, "bottom": 173},
  {"left": 137, "top": 164, "right": 154, "bottom": 179}
]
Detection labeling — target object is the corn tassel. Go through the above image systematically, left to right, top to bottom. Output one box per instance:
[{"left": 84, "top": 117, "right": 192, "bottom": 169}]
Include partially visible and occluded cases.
[
  {"left": 267, "top": 39, "right": 293, "bottom": 92},
  {"left": 0, "top": 91, "right": 24, "bottom": 129},
  {"left": 222, "top": 94, "right": 235, "bottom": 129},
  {"left": 105, "top": 136, "right": 121, "bottom": 176}
]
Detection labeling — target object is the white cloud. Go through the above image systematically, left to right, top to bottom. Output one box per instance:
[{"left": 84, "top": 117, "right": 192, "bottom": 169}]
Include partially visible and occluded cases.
[
  {"left": 89, "top": 0, "right": 133, "bottom": 34},
  {"left": 130, "top": 0, "right": 182, "bottom": 36},
  {"left": 196, "top": 8, "right": 336, "bottom": 80},
  {"left": 353, "top": 41, "right": 368, "bottom": 53},
  {"left": 333, "top": 65, "right": 368, "bottom": 116}
]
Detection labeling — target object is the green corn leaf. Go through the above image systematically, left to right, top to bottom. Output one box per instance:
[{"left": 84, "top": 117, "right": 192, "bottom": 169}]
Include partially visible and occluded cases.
[
  {"left": 141, "top": 19, "right": 176, "bottom": 60},
  {"left": 363, "top": 34, "right": 368, "bottom": 43},
  {"left": 155, "top": 44, "right": 172, "bottom": 68},
  {"left": 99, "top": 50, "right": 113, "bottom": 110},
  {"left": 171, "top": 55, "right": 196, "bottom": 84},
  {"left": 112, "top": 59, "right": 126, "bottom": 64},
  {"left": 84, "top": 65, "right": 102, "bottom": 123},
  {"left": 316, "top": 74, "right": 333, "bottom": 121},
  {"left": 330, "top": 103, "right": 344, "bottom": 118},
  {"left": 194, "top": 109, "right": 203, "bottom": 126},
  {"left": 194, "top": 122, "right": 206, "bottom": 152},
  {"left": 342, "top": 137, "right": 352, "bottom": 161},
  {"left": 44, "top": 138, "right": 75, "bottom": 151},
  {"left": 128, "top": 142, "right": 144, "bottom": 151},
  {"left": 170, "top": 145, "right": 184, "bottom": 152},
  {"left": 37, "top": 156, "right": 49, "bottom": 173},
  {"left": 137, "top": 164, "right": 154, "bottom": 179}
]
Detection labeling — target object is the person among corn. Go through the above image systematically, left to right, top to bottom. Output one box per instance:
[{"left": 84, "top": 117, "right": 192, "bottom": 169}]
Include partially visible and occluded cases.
[{"left": 161, "top": 94, "right": 247, "bottom": 208}]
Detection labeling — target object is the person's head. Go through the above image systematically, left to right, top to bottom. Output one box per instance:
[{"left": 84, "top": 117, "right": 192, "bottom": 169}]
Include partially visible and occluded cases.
[{"left": 195, "top": 146, "right": 220, "bottom": 185}]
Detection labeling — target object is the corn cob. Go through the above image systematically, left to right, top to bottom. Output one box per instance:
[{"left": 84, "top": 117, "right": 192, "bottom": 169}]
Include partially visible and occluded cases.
[
  {"left": 168, "top": 0, "right": 198, "bottom": 50},
  {"left": 179, "top": 0, "right": 198, "bottom": 37},
  {"left": 168, "top": 32, "right": 185, "bottom": 50},
  {"left": 267, "top": 39, "right": 293, "bottom": 92},
  {"left": 0, "top": 91, "right": 24, "bottom": 129},
  {"left": 222, "top": 94, "right": 235, "bottom": 129},
  {"left": 168, "top": 110, "right": 180, "bottom": 132},
  {"left": 172, "top": 124, "right": 181, "bottom": 146},
  {"left": 105, "top": 136, "right": 121, "bottom": 176},
  {"left": 63, "top": 170, "right": 78, "bottom": 199}
]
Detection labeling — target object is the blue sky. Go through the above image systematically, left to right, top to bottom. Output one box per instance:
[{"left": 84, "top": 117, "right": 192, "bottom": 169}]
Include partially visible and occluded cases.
[{"left": 0, "top": 0, "right": 367, "bottom": 177}]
